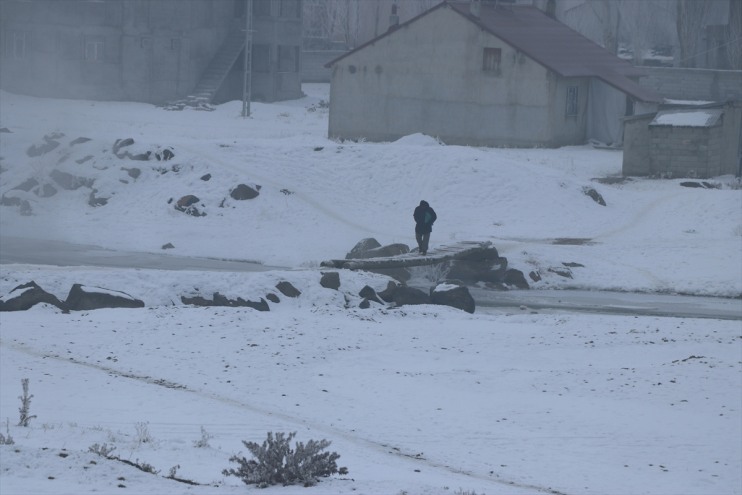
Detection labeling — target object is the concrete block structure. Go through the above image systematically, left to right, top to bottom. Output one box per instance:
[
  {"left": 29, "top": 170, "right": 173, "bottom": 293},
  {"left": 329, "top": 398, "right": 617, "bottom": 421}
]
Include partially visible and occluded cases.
[{"left": 0, "top": 0, "right": 303, "bottom": 105}]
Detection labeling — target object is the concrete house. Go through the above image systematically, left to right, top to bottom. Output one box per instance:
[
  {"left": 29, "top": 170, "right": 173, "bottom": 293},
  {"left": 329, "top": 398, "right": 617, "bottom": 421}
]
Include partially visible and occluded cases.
[
  {"left": 0, "top": 0, "right": 303, "bottom": 105},
  {"left": 325, "top": 0, "right": 660, "bottom": 148}
]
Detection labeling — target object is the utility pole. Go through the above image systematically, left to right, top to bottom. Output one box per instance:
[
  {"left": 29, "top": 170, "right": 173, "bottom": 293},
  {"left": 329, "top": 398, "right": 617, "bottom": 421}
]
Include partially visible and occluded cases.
[{"left": 242, "top": 0, "right": 253, "bottom": 117}]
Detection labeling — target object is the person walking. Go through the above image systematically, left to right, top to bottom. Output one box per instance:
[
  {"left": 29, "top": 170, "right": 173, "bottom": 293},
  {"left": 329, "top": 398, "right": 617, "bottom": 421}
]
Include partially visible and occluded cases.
[{"left": 413, "top": 200, "right": 437, "bottom": 255}]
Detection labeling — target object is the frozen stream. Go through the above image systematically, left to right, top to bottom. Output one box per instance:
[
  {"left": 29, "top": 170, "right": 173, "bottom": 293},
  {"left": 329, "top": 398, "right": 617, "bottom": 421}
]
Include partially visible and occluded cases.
[{"left": 2, "top": 235, "right": 740, "bottom": 320}]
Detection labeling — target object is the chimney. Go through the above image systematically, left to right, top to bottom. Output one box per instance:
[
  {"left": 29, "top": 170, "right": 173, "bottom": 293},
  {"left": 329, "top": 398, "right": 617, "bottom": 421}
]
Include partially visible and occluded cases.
[
  {"left": 470, "top": 0, "right": 481, "bottom": 17},
  {"left": 388, "top": 3, "right": 400, "bottom": 31}
]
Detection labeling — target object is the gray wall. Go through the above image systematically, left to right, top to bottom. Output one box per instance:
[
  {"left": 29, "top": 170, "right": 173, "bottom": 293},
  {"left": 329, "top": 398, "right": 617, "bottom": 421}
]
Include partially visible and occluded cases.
[
  {"left": 0, "top": 0, "right": 234, "bottom": 104},
  {"left": 328, "top": 6, "right": 586, "bottom": 147},
  {"left": 302, "top": 50, "right": 346, "bottom": 82},
  {"left": 639, "top": 67, "right": 742, "bottom": 102}
]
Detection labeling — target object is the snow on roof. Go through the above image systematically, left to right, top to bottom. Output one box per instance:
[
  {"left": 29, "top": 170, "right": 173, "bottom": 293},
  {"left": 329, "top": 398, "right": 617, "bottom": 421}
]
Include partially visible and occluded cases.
[{"left": 650, "top": 108, "right": 723, "bottom": 127}]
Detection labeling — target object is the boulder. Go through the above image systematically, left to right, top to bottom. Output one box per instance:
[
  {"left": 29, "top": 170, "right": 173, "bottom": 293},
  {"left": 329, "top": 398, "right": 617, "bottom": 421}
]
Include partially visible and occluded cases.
[
  {"left": 50, "top": 169, "right": 94, "bottom": 190},
  {"left": 230, "top": 184, "right": 260, "bottom": 200},
  {"left": 346, "top": 238, "right": 381, "bottom": 259},
  {"left": 347, "top": 242, "right": 410, "bottom": 260},
  {"left": 503, "top": 269, "right": 530, "bottom": 289},
  {"left": 320, "top": 271, "right": 341, "bottom": 290},
  {"left": 0, "top": 281, "right": 65, "bottom": 312},
  {"left": 276, "top": 281, "right": 301, "bottom": 298},
  {"left": 378, "top": 281, "right": 400, "bottom": 302},
  {"left": 431, "top": 283, "right": 475, "bottom": 313},
  {"left": 65, "top": 284, "right": 144, "bottom": 311},
  {"left": 359, "top": 285, "right": 384, "bottom": 304},
  {"left": 392, "top": 286, "right": 430, "bottom": 307},
  {"left": 180, "top": 293, "right": 270, "bottom": 311}
]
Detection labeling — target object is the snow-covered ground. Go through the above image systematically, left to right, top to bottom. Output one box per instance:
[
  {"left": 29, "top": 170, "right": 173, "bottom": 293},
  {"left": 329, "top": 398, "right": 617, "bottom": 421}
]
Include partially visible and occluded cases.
[{"left": 0, "top": 84, "right": 740, "bottom": 495}]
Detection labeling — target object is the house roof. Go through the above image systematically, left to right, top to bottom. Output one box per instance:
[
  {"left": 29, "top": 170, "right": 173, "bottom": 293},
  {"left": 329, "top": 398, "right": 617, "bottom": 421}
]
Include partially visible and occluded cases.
[{"left": 326, "top": 0, "right": 661, "bottom": 103}]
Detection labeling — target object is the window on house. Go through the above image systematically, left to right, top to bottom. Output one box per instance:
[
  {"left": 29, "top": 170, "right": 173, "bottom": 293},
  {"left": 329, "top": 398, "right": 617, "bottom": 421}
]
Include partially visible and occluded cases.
[
  {"left": 253, "top": 0, "right": 271, "bottom": 17},
  {"left": 279, "top": 0, "right": 300, "bottom": 18},
  {"left": 6, "top": 31, "right": 26, "bottom": 60},
  {"left": 85, "top": 36, "right": 105, "bottom": 62},
  {"left": 253, "top": 44, "right": 270, "bottom": 72},
  {"left": 278, "top": 45, "right": 299, "bottom": 72},
  {"left": 482, "top": 47, "right": 501, "bottom": 73},
  {"left": 566, "top": 86, "right": 579, "bottom": 117}
]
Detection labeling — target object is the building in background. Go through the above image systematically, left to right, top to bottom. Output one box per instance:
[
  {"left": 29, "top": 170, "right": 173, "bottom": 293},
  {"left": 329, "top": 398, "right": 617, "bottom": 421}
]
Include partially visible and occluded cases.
[
  {"left": 0, "top": 0, "right": 303, "bottom": 105},
  {"left": 326, "top": 0, "right": 660, "bottom": 148}
]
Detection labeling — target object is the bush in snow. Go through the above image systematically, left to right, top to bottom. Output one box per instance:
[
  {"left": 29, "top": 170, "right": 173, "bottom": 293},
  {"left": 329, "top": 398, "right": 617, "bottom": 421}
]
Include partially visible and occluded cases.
[
  {"left": 17, "top": 379, "right": 36, "bottom": 427},
  {"left": 223, "top": 431, "right": 346, "bottom": 487}
]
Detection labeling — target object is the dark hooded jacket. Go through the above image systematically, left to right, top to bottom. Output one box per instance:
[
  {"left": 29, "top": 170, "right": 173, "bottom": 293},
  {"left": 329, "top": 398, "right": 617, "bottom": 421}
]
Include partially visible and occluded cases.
[{"left": 413, "top": 200, "right": 437, "bottom": 234}]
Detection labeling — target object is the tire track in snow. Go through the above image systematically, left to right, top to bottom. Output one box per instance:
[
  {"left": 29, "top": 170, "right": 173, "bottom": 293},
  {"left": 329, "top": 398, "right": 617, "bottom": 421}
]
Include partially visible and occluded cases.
[{"left": 1, "top": 338, "right": 569, "bottom": 495}]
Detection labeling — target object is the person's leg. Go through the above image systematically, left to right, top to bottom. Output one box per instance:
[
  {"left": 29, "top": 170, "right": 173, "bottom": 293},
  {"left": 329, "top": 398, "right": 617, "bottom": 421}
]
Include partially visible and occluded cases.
[
  {"left": 415, "top": 231, "right": 424, "bottom": 252},
  {"left": 421, "top": 232, "right": 430, "bottom": 254}
]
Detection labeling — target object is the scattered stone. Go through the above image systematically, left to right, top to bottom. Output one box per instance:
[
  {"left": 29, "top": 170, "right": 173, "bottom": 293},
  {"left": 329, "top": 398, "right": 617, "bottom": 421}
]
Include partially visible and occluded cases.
[
  {"left": 0, "top": 127, "right": 11, "bottom": 133},
  {"left": 70, "top": 137, "right": 91, "bottom": 146},
  {"left": 113, "top": 138, "right": 135, "bottom": 156},
  {"left": 155, "top": 148, "right": 175, "bottom": 161},
  {"left": 76, "top": 155, "right": 94, "bottom": 164},
  {"left": 123, "top": 167, "right": 141, "bottom": 179},
  {"left": 50, "top": 169, "right": 94, "bottom": 190},
  {"left": 200, "top": 174, "right": 211, "bottom": 181},
  {"left": 13, "top": 178, "right": 39, "bottom": 192},
  {"left": 35, "top": 183, "right": 57, "bottom": 198},
  {"left": 230, "top": 184, "right": 260, "bottom": 200},
  {"left": 583, "top": 187, "right": 606, "bottom": 206},
  {"left": 88, "top": 190, "right": 108, "bottom": 207},
  {"left": 175, "top": 195, "right": 204, "bottom": 216},
  {"left": 346, "top": 238, "right": 381, "bottom": 259},
  {"left": 162, "top": 243, "right": 175, "bottom": 250},
  {"left": 562, "top": 262, "right": 584, "bottom": 268},
  {"left": 548, "top": 266, "right": 573, "bottom": 279},
  {"left": 503, "top": 269, "right": 530, "bottom": 289},
  {"left": 529, "top": 270, "right": 542, "bottom": 282},
  {"left": 320, "top": 272, "right": 341, "bottom": 290},
  {"left": 0, "top": 281, "right": 66, "bottom": 312},
  {"left": 276, "top": 281, "right": 301, "bottom": 298},
  {"left": 378, "top": 281, "right": 399, "bottom": 303},
  {"left": 431, "top": 283, "right": 475, "bottom": 313},
  {"left": 65, "top": 284, "right": 144, "bottom": 311},
  {"left": 359, "top": 285, "right": 383, "bottom": 304},
  {"left": 392, "top": 285, "right": 430, "bottom": 307},
  {"left": 265, "top": 293, "right": 280, "bottom": 303}
]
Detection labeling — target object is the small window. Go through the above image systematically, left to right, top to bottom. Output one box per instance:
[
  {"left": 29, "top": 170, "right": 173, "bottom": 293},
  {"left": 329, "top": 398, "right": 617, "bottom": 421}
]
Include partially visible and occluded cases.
[
  {"left": 6, "top": 31, "right": 26, "bottom": 60},
  {"left": 85, "top": 36, "right": 104, "bottom": 62},
  {"left": 253, "top": 44, "right": 270, "bottom": 72},
  {"left": 278, "top": 45, "right": 298, "bottom": 72},
  {"left": 482, "top": 47, "right": 501, "bottom": 72},
  {"left": 566, "top": 86, "right": 579, "bottom": 117}
]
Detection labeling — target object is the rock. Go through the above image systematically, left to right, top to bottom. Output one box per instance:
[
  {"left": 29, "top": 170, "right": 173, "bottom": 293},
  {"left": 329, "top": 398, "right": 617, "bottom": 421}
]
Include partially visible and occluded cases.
[
  {"left": 26, "top": 136, "right": 61, "bottom": 157},
  {"left": 70, "top": 137, "right": 91, "bottom": 146},
  {"left": 113, "top": 138, "right": 135, "bottom": 156},
  {"left": 123, "top": 167, "right": 141, "bottom": 179},
  {"left": 50, "top": 169, "right": 94, "bottom": 190},
  {"left": 200, "top": 174, "right": 212, "bottom": 181},
  {"left": 13, "top": 178, "right": 38, "bottom": 192},
  {"left": 35, "top": 183, "right": 57, "bottom": 198},
  {"left": 230, "top": 184, "right": 260, "bottom": 200},
  {"left": 583, "top": 187, "right": 606, "bottom": 206},
  {"left": 88, "top": 190, "right": 108, "bottom": 207},
  {"left": 175, "top": 195, "right": 205, "bottom": 216},
  {"left": 346, "top": 238, "right": 381, "bottom": 259},
  {"left": 347, "top": 241, "right": 409, "bottom": 260},
  {"left": 162, "top": 243, "right": 175, "bottom": 249},
  {"left": 548, "top": 267, "right": 573, "bottom": 278},
  {"left": 503, "top": 269, "right": 530, "bottom": 289},
  {"left": 529, "top": 270, "right": 542, "bottom": 282},
  {"left": 320, "top": 272, "right": 341, "bottom": 290},
  {"left": 0, "top": 281, "right": 66, "bottom": 311},
  {"left": 276, "top": 281, "right": 301, "bottom": 298},
  {"left": 378, "top": 281, "right": 399, "bottom": 302},
  {"left": 431, "top": 283, "right": 475, "bottom": 313},
  {"left": 65, "top": 284, "right": 144, "bottom": 311},
  {"left": 359, "top": 285, "right": 384, "bottom": 304},
  {"left": 392, "top": 285, "right": 430, "bottom": 307},
  {"left": 180, "top": 293, "right": 269, "bottom": 311},
  {"left": 265, "top": 293, "right": 280, "bottom": 303}
]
